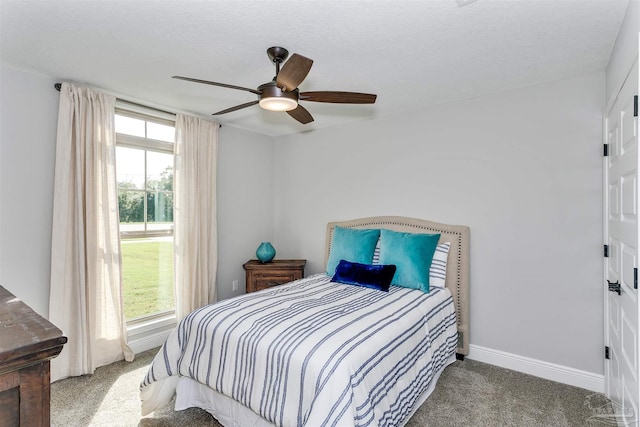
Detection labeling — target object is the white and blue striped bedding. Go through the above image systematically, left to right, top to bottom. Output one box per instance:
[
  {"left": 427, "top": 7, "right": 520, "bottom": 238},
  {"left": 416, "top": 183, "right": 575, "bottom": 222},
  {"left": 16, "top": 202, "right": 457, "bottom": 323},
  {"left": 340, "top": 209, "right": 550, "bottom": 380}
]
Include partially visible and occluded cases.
[{"left": 140, "top": 274, "right": 458, "bottom": 427}]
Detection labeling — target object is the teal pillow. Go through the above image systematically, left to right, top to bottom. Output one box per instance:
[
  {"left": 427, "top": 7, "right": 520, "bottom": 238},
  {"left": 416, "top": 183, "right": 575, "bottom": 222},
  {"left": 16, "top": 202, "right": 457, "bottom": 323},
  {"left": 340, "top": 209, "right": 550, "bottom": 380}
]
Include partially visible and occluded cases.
[
  {"left": 326, "top": 226, "right": 380, "bottom": 275},
  {"left": 378, "top": 229, "right": 440, "bottom": 292}
]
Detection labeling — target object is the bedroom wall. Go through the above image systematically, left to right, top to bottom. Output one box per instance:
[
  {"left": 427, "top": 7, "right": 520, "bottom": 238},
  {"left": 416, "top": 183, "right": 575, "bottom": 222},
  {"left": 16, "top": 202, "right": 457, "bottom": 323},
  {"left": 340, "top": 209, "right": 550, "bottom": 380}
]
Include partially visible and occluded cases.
[
  {"left": 606, "top": 0, "right": 638, "bottom": 104},
  {"left": 0, "top": 63, "right": 272, "bottom": 316},
  {"left": 0, "top": 64, "right": 59, "bottom": 317},
  {"left": 272, "top": 72, "right": 605, "bottom": 377},
  {"left": 217, "top": 126, "right": 273, "bottom": 300}
]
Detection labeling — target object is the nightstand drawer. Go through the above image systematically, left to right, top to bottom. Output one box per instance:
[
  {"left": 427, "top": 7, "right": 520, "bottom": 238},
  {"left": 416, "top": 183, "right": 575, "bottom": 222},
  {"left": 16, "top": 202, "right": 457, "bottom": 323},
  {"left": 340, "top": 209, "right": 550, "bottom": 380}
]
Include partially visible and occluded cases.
[
  {"left": 243, "top": 259, "right": 306, "bottom": 293},
  {"left": 254, "top": 272, "right": 297, "bottom": 291}
]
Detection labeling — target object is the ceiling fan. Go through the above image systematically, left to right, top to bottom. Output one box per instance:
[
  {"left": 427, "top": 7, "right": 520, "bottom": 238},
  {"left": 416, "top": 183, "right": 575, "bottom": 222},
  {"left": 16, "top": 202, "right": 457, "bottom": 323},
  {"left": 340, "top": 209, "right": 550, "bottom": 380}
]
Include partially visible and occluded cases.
[{"left": 172, "top": 47, "right": 377, "bottom": 124}]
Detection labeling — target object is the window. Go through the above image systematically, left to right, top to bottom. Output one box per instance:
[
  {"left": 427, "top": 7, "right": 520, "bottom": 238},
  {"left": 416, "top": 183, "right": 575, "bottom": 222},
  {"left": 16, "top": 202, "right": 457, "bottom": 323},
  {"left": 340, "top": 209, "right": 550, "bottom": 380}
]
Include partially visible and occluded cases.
[{"left": 115, "top": 110, "right": 175, "bottom": 322}]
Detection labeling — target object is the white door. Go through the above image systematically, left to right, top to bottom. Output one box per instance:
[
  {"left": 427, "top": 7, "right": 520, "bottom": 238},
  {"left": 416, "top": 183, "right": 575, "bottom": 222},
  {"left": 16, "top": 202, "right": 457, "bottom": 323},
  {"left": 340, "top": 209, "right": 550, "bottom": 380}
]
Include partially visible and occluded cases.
[{"left": 605, "top": 58, "right": 640, "bottom": 427}]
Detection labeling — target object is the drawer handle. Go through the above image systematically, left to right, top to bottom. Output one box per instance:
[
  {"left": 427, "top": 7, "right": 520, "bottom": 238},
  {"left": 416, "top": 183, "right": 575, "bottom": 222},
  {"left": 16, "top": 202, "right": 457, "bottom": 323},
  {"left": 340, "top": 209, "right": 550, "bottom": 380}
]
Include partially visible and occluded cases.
[{"left": 265, "top": 282, "right": 281, "bottom": 287}]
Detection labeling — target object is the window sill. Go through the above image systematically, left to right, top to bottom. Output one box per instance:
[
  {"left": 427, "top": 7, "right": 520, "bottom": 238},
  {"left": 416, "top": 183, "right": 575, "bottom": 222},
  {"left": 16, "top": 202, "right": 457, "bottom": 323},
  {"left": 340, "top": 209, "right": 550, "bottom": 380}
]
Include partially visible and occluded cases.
[{"left": 127, "top": 312, "right": 176, "bottom": 355}]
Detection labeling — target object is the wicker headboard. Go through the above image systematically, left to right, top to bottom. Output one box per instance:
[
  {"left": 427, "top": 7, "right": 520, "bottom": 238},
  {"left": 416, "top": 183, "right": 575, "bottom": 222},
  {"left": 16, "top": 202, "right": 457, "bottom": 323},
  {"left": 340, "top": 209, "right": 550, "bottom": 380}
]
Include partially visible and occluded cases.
[{"left": 325, "top": 216, "right": 470, "bottom": 356}]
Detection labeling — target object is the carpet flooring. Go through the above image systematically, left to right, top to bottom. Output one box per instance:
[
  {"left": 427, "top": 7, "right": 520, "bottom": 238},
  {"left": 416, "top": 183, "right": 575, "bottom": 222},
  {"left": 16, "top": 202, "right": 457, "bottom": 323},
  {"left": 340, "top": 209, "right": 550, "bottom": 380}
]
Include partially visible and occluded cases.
[{"left": 50, "top": 348, "right": 614, "bottom": 427}]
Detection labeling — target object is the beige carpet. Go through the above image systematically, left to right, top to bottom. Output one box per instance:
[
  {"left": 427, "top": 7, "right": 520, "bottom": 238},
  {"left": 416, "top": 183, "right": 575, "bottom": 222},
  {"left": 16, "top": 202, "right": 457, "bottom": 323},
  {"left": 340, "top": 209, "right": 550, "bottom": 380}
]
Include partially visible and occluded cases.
[{"left": 51, "top": 348, "right": 613, "bottom": 427}]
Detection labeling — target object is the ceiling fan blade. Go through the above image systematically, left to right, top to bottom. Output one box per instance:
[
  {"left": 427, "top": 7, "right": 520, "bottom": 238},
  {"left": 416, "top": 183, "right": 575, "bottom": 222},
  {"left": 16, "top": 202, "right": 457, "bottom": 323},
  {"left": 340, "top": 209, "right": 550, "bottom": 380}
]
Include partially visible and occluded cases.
[
  {"left": 276, "top": 54, "right": 313, "bottom": 91},
  {"left": 173, "top": 76, "right": 261, "bottom": 95},
  {"left": 300, "top": 91, "right": 377, "bottom": 104},
  {"left": 212, "top": 100, "right": 259, "bottom": 115},
  {"left": 287, "top": 104, "right": 314, "bottom": 124}
]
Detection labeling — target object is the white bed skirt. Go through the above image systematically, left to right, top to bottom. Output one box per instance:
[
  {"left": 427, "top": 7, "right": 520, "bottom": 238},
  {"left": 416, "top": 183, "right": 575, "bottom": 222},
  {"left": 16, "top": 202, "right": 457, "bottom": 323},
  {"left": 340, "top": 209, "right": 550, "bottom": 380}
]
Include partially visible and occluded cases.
[{"left": 174, "top": 352, "right": 457, "bottom": 427}]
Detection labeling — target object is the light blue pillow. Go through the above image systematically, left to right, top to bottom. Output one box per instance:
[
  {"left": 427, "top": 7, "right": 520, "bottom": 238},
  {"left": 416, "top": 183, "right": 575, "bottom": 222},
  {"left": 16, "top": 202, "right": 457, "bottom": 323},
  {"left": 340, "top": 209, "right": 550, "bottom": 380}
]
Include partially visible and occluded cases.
[
  {"left": 326, "top": 226, "right": 380, "bottom": 275},
  {"left": 377, "top": 229, "right": 440, "bottom": 292}
]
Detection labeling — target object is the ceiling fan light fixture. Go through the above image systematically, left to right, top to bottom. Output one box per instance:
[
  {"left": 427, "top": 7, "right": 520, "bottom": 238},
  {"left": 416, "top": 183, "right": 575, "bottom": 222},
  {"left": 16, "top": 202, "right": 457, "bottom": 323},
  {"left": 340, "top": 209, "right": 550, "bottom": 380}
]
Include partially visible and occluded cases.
[
  {"left": 258, "top": 82, "right": 298, "bottom": 111},
  {"left": 259, "top": 96, "right": 298, "bottom": 112}
]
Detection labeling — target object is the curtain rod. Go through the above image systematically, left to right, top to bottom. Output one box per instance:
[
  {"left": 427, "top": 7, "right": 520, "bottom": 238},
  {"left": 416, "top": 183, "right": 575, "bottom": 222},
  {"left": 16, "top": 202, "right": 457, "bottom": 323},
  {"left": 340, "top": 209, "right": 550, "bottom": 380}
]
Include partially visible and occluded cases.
[{"left": 53, "top": 82, "right": 221, "bottom": 127}]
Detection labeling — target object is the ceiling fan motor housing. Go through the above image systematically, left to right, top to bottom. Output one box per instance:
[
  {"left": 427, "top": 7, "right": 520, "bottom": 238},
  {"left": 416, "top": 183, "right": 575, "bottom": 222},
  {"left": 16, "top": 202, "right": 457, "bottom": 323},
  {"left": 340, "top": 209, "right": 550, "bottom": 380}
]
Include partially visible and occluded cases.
[{"left": 258, "top": 81, "right": 298, "bottom": 111}]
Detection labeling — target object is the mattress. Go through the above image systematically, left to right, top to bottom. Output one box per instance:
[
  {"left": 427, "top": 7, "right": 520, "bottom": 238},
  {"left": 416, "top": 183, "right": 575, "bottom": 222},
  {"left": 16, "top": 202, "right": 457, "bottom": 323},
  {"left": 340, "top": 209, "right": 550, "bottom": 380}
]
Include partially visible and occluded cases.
[{"left": 141, "top": 274, "right": 458, "bottom": 427}]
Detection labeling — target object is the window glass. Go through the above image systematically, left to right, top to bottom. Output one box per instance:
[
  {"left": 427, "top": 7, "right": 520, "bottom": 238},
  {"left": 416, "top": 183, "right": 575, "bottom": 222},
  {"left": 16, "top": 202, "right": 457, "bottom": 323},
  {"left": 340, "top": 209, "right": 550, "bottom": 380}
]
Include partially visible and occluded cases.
[
  {"left": 116, "top": 112, "right": 175, "bottom": 321},
  {"left": 115, "top": 114, "right": 145, "bottom": 138},
  {"left": 147, "top": 122, "right": 175, "bottom": 143},
  {"left": 116, "top": 146, "right": 145, "bottom": 190},
  {"left": 147, "top": 151, "right": 173, "bottom": 191},
  {"left": 118, "top": 189, "right": 145, "bottom": 224},
  {"left": 147, "top": 192, "right": 173, "bottom": 225},
  {"left": 121, "top": 237, "right": 174, "bottom": 320}
]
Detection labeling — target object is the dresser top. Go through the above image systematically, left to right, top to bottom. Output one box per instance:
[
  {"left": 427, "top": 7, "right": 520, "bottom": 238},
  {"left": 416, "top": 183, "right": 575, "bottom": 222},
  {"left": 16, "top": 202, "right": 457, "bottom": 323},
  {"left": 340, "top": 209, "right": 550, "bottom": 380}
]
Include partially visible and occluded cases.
[{"left": 0, "top": 286, "right": 67, "bottom": 364}]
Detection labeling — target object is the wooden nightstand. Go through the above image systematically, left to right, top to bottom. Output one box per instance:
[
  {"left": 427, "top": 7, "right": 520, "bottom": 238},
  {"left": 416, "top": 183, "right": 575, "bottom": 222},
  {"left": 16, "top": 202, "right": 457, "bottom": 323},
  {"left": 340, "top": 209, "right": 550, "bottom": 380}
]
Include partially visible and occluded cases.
[{"left": 243, "top": 259, "right": 306, "bottom": 293}]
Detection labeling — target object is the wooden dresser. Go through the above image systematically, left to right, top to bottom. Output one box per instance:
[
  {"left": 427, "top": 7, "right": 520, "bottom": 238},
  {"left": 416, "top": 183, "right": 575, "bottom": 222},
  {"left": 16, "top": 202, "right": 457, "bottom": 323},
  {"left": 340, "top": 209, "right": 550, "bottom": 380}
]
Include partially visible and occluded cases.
[
  {"left": 243, "top": 259, "right": 306, "bottom": 293},
  {"left": 0, "top": 286, "right": 67, "bottom": 427}
]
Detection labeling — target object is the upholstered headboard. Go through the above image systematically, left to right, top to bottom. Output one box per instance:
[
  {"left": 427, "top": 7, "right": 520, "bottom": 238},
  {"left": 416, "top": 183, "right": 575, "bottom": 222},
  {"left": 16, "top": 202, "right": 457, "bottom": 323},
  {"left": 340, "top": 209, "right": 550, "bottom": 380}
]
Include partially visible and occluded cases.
[{"left": 325, "top": 216, "right": 470, "bottom": 356}]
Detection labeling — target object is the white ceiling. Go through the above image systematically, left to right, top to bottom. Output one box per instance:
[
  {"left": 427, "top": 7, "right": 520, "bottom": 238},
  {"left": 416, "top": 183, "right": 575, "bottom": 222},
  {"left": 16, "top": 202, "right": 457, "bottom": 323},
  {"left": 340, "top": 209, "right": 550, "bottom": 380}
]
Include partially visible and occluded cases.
[{"left": 0, "top": 0, "right": 629, "bottom": 137}]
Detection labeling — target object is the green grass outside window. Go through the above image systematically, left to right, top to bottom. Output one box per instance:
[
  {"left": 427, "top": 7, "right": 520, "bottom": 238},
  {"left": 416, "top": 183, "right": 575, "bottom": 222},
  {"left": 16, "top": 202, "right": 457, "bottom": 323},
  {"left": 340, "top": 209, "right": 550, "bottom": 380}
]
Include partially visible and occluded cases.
[{"left": 121, "top": 238, "right": 174, "bottom": 320}]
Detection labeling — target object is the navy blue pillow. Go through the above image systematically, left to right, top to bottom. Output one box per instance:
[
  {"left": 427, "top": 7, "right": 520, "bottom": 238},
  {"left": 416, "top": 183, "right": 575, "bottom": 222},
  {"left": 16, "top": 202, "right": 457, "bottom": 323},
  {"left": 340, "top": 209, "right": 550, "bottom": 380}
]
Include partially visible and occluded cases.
[{"left": 332, "top": 259, "right": 397, "bottom": 292}]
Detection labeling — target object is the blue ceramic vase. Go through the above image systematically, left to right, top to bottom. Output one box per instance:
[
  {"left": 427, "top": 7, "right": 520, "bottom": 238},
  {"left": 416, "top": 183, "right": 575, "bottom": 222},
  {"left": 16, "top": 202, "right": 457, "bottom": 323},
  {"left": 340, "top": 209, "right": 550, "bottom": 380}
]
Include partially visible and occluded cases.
[{"left": 256, "top": 242, "right": 276, "bottom": 263}]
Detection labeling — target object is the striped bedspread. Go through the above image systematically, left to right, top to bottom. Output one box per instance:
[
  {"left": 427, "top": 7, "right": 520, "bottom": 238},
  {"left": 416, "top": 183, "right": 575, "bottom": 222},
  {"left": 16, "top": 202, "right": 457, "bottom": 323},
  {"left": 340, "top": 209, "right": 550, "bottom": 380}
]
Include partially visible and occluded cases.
[{"left": 140, "top": 274, "right": 458, "bottom": 427}]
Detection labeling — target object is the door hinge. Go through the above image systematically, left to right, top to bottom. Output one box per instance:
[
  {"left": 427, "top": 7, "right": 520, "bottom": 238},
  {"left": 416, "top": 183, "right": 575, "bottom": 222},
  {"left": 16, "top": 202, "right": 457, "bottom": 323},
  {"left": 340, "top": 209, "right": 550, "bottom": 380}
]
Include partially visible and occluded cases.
[
  {"left": 635, "top": 95, "right": 638, "bottom": 117},
  {"left": 603, "top": 144, "right": 609, "bottom": 157},
  {"left": 604, "top": 245, "right": 609, "bottom": 257},
  {"left": 635, "top": 267, "right": 638, "bottom": 290},
  {"left": 608, "top": 280, "right": 621, "bottom": 295},
  {"left": 605, "top": 346, "right": 610, "bottom": 360}
]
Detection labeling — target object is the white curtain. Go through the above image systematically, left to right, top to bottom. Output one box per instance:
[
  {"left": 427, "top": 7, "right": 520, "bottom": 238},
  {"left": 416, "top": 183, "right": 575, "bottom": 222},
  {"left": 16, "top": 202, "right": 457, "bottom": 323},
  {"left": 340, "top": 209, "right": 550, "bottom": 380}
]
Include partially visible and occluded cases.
[
  {"left": 49, "top": 83, "right": 133, "bottom": 382},
  {"left": 174, "top": 114, "right": 219, "bottom": 320}
]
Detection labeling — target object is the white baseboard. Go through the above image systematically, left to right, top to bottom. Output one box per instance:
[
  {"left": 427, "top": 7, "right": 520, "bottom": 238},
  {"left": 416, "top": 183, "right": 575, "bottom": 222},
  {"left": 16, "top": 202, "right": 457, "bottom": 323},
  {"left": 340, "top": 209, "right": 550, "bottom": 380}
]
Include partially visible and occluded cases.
[{"left": 467, "top": 344, "right": 604, "bottom": 393}]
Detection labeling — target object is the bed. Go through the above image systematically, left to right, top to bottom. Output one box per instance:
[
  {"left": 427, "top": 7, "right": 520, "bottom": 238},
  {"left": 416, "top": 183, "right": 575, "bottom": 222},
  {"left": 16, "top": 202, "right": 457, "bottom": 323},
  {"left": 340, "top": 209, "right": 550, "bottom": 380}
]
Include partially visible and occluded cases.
[{"left": 140, "top": 216, "right": 470, "bottom": 427}]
